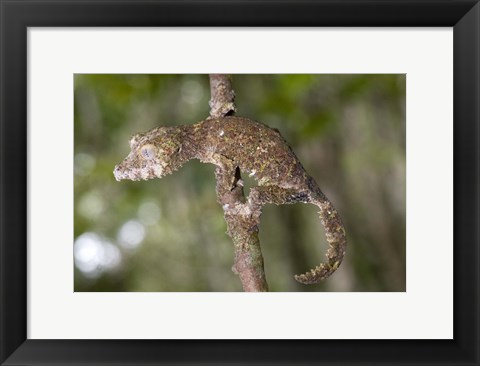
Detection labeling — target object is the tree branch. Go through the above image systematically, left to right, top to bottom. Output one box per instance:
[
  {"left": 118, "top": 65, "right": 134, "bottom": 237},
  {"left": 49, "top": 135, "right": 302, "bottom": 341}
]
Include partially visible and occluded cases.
[
  {"left": 208, "top": 74, "right": 268, "bottom": 292},
  {"left": 209, "top": 74, "right": 237, "bottom": 119}
]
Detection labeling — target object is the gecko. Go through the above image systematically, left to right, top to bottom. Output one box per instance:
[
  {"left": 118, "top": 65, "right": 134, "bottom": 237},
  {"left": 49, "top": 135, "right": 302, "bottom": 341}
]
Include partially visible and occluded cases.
[{"left": 113, "top": 116, "right": 346, "bottom": 284}]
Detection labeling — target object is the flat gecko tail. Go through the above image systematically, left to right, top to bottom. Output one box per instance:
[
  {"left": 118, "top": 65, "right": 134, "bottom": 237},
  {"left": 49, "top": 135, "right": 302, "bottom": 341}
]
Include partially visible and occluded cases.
[
  {"left": 294, "top": 191, "right": 347, "bottom": 285},
  {"left": 294, "top": 256, "right": 344, "bottom": 284},
  {"left": 294, "top": 263, "right": 338, "bottom": 284}
]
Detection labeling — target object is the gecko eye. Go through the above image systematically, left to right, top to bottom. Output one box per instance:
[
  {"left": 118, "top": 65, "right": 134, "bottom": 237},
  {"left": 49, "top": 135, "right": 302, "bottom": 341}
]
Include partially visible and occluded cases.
[{"left": 140, "top": 144, "right": 156, "bottom": 160}]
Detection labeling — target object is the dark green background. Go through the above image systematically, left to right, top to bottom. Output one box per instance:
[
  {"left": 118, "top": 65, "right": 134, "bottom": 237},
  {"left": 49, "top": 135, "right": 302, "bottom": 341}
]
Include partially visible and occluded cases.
[{"left": 74, "top": 74, "right": 406, "bottom": 292}]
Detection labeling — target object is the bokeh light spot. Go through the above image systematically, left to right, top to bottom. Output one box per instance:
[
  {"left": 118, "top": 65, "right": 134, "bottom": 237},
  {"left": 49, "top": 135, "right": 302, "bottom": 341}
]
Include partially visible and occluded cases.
[
  {"left": 137, "top": 201, "right": 161, "bottom": 226},
  {"left": 117, "top": 220, "right": 146, "bottom": 249},
  {"left": 74, "top": 232, "right": 122, "bottom": 278},
  {"left": 102, "top": 242, "right": 122, "bottom": 270}
]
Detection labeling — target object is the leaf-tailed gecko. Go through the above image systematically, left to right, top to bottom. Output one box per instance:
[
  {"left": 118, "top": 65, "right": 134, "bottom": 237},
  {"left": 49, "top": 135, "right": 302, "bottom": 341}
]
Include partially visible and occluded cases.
[{"left": 114, "top": 116, "right": 346, "bottom": 284}]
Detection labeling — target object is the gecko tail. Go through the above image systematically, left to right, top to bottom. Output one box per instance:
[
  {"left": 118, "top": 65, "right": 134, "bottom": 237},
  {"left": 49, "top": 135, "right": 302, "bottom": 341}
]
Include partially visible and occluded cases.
[{"left": 294, "top": 190, "right": 347, "bottom": 285}]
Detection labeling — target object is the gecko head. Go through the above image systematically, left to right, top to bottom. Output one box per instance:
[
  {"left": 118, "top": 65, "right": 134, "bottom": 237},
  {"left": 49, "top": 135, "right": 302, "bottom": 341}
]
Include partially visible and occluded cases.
[{"left": 113, "top": 127, "right": 183, "bottom": 182}]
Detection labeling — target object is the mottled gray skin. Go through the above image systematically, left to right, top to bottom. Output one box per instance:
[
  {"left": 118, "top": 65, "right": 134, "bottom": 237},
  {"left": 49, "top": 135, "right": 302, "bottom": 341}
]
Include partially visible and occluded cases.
[{"left": 114, "top": 116, "right": 346, "bottom": 284}]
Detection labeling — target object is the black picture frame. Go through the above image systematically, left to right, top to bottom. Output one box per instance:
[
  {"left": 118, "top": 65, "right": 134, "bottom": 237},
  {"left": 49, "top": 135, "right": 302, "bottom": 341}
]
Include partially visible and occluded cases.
[{"left": 1, "top": 1, "right": 479, "bottom": 365}]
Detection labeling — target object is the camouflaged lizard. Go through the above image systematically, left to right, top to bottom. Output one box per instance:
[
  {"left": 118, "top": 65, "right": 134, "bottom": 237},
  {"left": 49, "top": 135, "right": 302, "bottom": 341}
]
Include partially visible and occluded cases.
[{"left": 114, "top": 116, "right": 346, "bottom": 284}]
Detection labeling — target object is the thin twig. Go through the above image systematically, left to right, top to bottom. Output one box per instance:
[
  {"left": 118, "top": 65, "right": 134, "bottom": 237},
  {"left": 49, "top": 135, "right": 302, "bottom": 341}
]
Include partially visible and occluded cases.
[{"left": 209, "top": 74, "right": 237, "bottom": 118}]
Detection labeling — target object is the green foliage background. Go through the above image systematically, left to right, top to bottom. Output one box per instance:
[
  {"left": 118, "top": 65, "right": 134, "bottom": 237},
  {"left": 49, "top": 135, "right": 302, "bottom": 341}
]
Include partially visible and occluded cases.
[{"left": 74, "top": 74, "right": 406, "bottom": 292}]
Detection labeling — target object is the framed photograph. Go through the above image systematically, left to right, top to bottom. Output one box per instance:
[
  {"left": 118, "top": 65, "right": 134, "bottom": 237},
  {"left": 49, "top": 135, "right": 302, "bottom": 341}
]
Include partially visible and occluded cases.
[{"left": 1, "top": 1, "right": 478, "bottom": 365}]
